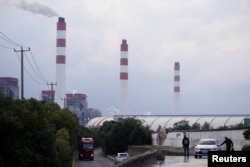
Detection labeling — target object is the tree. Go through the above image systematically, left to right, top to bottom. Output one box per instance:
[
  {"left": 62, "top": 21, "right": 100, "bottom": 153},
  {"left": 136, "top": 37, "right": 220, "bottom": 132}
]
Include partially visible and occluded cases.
[
  {"left": 0, "top": 95, "right": 79, "bottom": 167},
  {"left": 0, "top": 96, "right": 57, "bottom": 167},
  {"left": 98, "top": 118, "right": 152, "bottom": 155},
  {"left": 99, "top": 120, "right": 117, "bottom": 154},
  {"left": 173, "top": 120, "right": 191, "bottom": 130},
  {"left": 201, "top": 121, "right": 211, "bottom": 130},
  {"left": 191, "top": 122, "right": 201, "bottom": 130},
  {"left": 128, "top": 126, "right": 150, "bottom": 145},
  {"left": 56, "top": 128, "right": 71, "bottom": 167},
  {"left": 242, "top": 128, "right": 250, "bottom": 151},
  {"left": 243, "top": 128, "right": 250, "bottom": 140}
]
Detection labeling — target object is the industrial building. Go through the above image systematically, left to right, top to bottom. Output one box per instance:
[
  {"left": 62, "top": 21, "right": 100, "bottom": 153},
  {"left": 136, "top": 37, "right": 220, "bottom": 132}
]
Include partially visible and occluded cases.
[
  {"left": 0, "top": 77, "right": 19, "bottom": 99},
  {"left": 40, "top": 90, "right": 55, "bottom": 103},
  {"left": 39, "top": 91, "right": 102, "bottom": 125},
  {"left": 65, "top": 93, "right": 101, "bottom": 125},
  {"left": 66, "top": 93, "right": 87, "bottom": 111},
  {"left": 83, "top": 108, "right": 102, "bottom": 125}
]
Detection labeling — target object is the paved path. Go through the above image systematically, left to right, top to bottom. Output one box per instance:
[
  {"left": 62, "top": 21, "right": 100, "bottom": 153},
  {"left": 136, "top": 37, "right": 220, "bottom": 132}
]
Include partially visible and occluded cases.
[
  {"left": 75, "top": 148, "right": 114, "bottom": 167},
  {"left": 151, "top": 156, "right": 207, "bottom": 167}
]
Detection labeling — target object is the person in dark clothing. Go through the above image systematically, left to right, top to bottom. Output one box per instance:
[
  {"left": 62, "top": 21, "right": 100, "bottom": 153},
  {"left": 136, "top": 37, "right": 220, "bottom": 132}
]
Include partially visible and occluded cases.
[
  {"left": 182, "top": 135, "right": 190, "bottom": 158},
  {"left": 218, "top": 137, "right": 234, "bottom": 151}
]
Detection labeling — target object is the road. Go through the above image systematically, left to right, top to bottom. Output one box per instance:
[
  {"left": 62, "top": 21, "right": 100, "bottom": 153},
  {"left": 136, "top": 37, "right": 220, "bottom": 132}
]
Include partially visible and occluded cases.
[
  {"left": 75, "top": 148, "right": 114, "bottom": 167},
  {"left": 74, "top": 149, "right": 207, "bottom": 167},
  {"left": 151, "top": 156, "right": 207, "bottom": 167}
]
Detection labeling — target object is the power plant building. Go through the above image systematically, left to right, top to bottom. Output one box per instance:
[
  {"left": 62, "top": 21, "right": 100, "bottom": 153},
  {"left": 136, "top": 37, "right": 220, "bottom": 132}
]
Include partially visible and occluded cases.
[
  {"left": 0, "top": 77, "right": 19, "bottom": 99},
  {"left": 40, "top": 90, "right": 55, "bottom": 103},
  {"left": 66, "top": 93, "right": 101, "bottom": 125},
  {"left": 66, "top": 93, "right": 87, "bottom": 111}
]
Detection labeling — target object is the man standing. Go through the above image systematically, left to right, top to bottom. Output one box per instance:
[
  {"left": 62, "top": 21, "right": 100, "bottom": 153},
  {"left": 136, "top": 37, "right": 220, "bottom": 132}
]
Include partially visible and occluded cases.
[
  {"left": 182, "top": 134, "right": 190, "bottom": 159},
  {"left": 218, "top": 137, "right": 234, "bottom": 151}
]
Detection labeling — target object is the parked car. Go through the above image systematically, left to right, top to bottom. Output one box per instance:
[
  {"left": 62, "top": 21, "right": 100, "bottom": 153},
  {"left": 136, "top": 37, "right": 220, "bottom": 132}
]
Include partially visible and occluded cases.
[
  {"left": 194, "top": 139, "right": 220, "bottom": 158},
  {"left": 114, "top": 153, "right": 129, "bottom": 164}
]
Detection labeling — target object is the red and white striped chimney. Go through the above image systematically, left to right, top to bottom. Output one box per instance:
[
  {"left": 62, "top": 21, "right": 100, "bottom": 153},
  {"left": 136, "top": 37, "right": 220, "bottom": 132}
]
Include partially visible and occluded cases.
[
  {"left": 55, "top": 17, "right": 66, "bottom": 107},
  {"left": 119, "top": 39, "right": 128, "bottom": 115},
  {"left": 174, "top": 62, "right": 180, "bottom": 115}
]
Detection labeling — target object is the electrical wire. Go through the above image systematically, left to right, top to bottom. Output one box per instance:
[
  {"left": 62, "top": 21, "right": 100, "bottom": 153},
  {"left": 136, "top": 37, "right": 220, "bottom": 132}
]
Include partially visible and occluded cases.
[
  {"left": 0, "top": 32, "right": 29, "bottom": 48},
  {"left": 0, "top": 32, "right": 22, "bottom": 47},
  {"left": 1, "top": 32, "right": 56, "bottom": 97},
  {"left": 1, "top": 32, "right": 50, "bottom": 86},
  {"left": 0, "top": 35, "right": 20, "bottom": 47},
  {"left": 0, "top": 43, "right": 14, "bottom": 50},
  {"left": 29, "top": 49, "right": 48, "bottom": 83},
  {"left": 24, "top": 51, "right": 48, "bottom": 84},
  {"left": 15, "top": 52, "right": 44, "bottom": 85}
]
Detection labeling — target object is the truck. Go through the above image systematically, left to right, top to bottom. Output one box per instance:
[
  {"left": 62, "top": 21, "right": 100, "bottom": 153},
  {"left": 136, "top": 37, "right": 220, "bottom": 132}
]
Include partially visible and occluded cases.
[{"left": 78, "top": 137, "right": 94, "bottom": 160}]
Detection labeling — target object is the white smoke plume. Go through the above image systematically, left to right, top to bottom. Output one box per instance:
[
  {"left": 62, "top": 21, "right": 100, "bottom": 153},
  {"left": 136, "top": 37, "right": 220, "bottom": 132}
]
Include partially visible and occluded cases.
[
  {"left": 1, "top": 0, "right": 58, "bottom": 17},
  {"left": 106, "top": 107, "right": 119, "bottom": 116}
]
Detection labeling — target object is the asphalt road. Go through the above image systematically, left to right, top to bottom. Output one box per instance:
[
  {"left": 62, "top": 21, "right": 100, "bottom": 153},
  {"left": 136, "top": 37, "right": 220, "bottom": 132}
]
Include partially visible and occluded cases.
[
  {"left": 75, "top": 148, "right": 114, "bottom": 167},
  {"left": 75, "top": 149, "right": 207, "bottom": 167},
  {"left": 151, "top": 156, "right": 207, "bottom": 167}
]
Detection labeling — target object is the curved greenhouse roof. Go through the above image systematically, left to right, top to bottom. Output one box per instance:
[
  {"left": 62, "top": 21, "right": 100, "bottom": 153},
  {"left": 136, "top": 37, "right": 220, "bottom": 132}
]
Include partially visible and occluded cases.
[
  {"left": 86, "top": 115, "right": 250, "bottom": 131},
  {"left": 86, "top": 117, "right": 114, "bottom": 128}
]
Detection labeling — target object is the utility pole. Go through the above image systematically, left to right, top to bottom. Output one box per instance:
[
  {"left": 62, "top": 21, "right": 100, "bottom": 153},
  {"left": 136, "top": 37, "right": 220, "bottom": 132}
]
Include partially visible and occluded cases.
[
  {"left": 14, "top": 47, "right": 30, "bottom": 99},
  {"left": 47, "top": 82, "right": 57, "bottom": 103},
  {"left": 61, "top": 97, "right": 66, "bottom": 108}
]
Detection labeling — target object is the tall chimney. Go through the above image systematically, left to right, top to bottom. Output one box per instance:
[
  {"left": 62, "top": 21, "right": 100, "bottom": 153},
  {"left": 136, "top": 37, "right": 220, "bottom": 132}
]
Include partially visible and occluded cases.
[
  {"left": 55, "top": 17, "right": 66, "bottom": 107},
  {"left": 119, "top": 39, "right": 128, "bottom": 115},
  {"left": 174, "top": 62, "right": 180, "bottom": 115}
]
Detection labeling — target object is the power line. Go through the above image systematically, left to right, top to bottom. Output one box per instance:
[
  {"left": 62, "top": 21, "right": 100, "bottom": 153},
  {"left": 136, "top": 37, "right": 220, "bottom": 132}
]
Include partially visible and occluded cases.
[
  {"left": 0, "top": 32, "right": 29, "bottom": 48},
  {"left": 0, "top": 32, "right": 22, "bottom": 47},
  {"left": 1, "top": 32, "right": 50, "bottom": 98},
  {"left": 0, "top": 35, "right": 20, "bottom": 47},
  {"left": 0, "top": 43, "right": 14, "bottom": 50},
  {"left": 29, "top": 49, "right": 48, "bottom": 83},
  {"left": 24, "top": 51, "right": 47, "bottom": 83},
  {"left": 15, "top": 52, "right": 44, "bottom": 85}
]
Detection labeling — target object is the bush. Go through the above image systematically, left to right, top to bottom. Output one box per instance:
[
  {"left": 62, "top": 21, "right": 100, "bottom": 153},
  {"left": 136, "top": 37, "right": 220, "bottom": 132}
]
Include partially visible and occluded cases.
[
  {"left": 243, "top": 128, "right": 250, "bottom": 140},
  {"left": 241, "top": 145, "right": 250, "bottom": 151}
]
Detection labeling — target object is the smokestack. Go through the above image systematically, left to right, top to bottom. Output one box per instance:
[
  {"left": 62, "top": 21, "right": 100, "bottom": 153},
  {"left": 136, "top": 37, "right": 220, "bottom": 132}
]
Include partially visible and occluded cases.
[
  {"left": 55, "top": 17, "right": 66, "bottom": 108},
  {"left": 119, "top": 39, "right": 128, "bottom": 115},
  {"left": 174, "top": 62, "right": 180, "bottom": 115}
]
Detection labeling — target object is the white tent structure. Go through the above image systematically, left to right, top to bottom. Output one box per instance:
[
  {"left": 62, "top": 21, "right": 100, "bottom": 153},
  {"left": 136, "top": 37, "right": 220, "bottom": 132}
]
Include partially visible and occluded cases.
[{"left": 86, "top": 115, "right": 250, "bottom": 131}]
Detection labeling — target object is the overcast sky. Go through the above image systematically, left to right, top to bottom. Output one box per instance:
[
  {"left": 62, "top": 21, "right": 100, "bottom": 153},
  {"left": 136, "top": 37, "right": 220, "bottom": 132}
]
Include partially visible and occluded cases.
[{"left": 0, "top": 0, "right": 250, "bottom": 116}]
